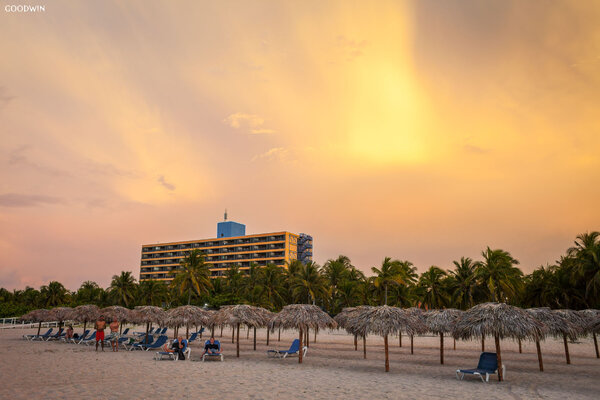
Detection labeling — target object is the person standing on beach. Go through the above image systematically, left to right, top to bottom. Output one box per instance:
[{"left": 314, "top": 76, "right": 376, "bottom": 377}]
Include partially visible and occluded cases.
[
  {"left": 95, "top": 315, "right": 106, "bottom": 352},
  {"left": 109, "top": 318, "right": 119, "bottom": 352}
]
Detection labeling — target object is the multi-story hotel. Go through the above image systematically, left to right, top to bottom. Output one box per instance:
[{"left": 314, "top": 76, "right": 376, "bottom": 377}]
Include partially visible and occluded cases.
[{"left": 139, "top": 215, "right": 313, "bottom": 282}]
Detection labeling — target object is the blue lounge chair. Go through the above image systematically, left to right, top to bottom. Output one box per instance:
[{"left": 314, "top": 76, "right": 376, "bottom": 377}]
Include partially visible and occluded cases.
[
  {"left": 23, "top": 328, "right": 52, "bottom": 341},
  {"left": 33, "top": 328, "right": 55, "bottom": 341},
  {"left": 45, "top": 328, "right": 65, "bottom": 341},
  {"left": 121, "top": 328, "right": 130, "bottom": 336},
  {"left": 160, "top": 328, "right": 168, "bottom": 335},
  {"left": 69, "top": 330, "right": 90, "bottom": 344},
  {"left": 81, "top": 331, "right": 97, "bottom": 345},
  {"left": 187, "top": 332, "right": 199, "bottom": 343},
  {"left": 129, "top": 335, "right": 155, "bottom": 351},
  {"left": 143, "top": 335, "right": 169, "bottom": 351},
  {"left": 117, "top": 336, "right": 132, "bottom": 350},
  {"left": 154, "top": 339, "right": 190, "bottom": 361},
  {"left": 202, "top": 339, "right": 224, "bottom": 361},
  {"left": 267, "top": 339, "right": 307, "bottom": 359},
  {"left": 456, "top": 352, "right": 506, "bottom": 382}
]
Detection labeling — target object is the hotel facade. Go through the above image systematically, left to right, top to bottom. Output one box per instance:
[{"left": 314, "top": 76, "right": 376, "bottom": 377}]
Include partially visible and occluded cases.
[{"left": 139, "top": 217, "right": 313, "bottom": 282}]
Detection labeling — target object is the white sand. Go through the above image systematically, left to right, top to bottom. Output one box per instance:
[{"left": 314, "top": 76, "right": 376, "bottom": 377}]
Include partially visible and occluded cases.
[{"left": 1, "top": 326, "right": 599, "bottom": 399}]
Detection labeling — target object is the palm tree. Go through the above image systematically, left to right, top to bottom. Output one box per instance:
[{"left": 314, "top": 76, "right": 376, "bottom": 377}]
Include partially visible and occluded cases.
[
  {"left": 568, "top": 231, "right": 600, "bottom": 304},
  {"left": 475, "top": 248, "right": 522, "bottom": 303},
  {"left": 170, "top": 249, "right": 212, "bottom": 305},
  {"left": 322, "top": 255, "right": 352, "bottom": 312},
  {"left": 371, "top": 257, "right": 407, "bottom": 305},
  {"left": 448, "top": 257, "right": 477, "bottom": 309},
  {"left": 291, "top": 261, "right": 327, "bottom": 304},
  {"left": 241, "top": 263, "right": 264, "bottom": 305},
  {"left": 260, "top": 264, "right": 286, "bottom": 310},
  {"left": 224, "top": 265, "right": 243, "bottom": 299},
  {"left": 417, "top": 266, "right": 449, "bottom": 309},
  {"left": 109, "top": 271, "right": 137, "bottom": 307},
  {"left": 137, "top": 279, "right": 169, "bottom": 306},
  {"left": 40, "top": 281, "right": 69, "bottom": 307},
  {"left": 75, "top": 281, "right": 102, "bottom": 305}
]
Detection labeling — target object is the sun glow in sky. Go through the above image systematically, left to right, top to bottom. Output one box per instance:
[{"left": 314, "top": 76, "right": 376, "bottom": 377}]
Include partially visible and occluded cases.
[{"left": 1, "top": 0, "right": 599, "bottom": 289}]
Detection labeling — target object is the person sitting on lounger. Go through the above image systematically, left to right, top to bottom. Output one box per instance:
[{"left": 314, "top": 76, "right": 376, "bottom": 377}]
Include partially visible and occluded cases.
[
  {"left": 65, "top": 325, "right": 74, "bottom": 340},
  {"left": 171, "top": 336, "right": 188, "bottom": 360},
  {"left": 202, "top": 337, "right": 221, "bottom": 357}
]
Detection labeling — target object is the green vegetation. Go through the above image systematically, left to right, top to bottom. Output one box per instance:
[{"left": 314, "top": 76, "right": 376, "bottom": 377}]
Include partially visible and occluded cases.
[{"left": 1, "top": 232, "right": 599, "bottom": 318}]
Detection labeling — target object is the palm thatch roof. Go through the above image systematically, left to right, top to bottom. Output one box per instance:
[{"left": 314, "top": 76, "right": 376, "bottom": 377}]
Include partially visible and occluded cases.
[
  {"left": 453, "top": 302, "right": 543, "bottom": 341},
  {"left": 212, "top": 304, "right": 269, "bottom": 328},
  {"left": 269, "top": 304, "right": 337, "bottom": 331},
  {"left": 71, "top": 305, "right": 100, "bottom": 323},
  {"left": 165, "top": 305, "right": 209, "bottom": 328},
  {"left": 346, "top": 305, "right": 424, "bottom": 337},
  {"left": 99, "top": 306, "right": 132, "bottom": 323},
  {"left": 131, "top": 306, "right": 167, "bottom": 326},
  {"left": 335, "top": 306, "right": 374, "bottom": 336},
  {"left": 50, "top": 307, "right": 74, "bottom": 323},
  {"left": 405, "top": 307, "right": 428, "bottom": 334},
  {"left": 526, "top": 308, "right": 578, "bottom": 340},
  {"left": 19, "top": 309, "right": 53, "bottom": 323},
  {"left": 426, "top": 309, "right": 464, "bottom": 334},
  {"left": 554, "top": 309, "right": 587, "bottom": 336},
  {"left": 577, "top": 309, "right": 600, "bottom": 334}
]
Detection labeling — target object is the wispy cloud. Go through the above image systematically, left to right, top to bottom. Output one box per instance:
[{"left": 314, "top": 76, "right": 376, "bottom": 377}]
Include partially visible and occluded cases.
[
  {"left": 335, "top": 36, "right": 369, "bottom": 61},
  {"left": 0, "top": 86, "right": 15, "bottom": 110},
  {"left": 223, "top": 112, "right": 275, "bottom": 134},
  {"left": 463, "top": 144, "right": 490, "bottom": 154},
  {"left": 251, "top": 147, "right": 288, "bottom": 162},
  {"left": 157, "top": 175, "right": 175, "bottom": 191},
  {"left": 0, "top": 193, "right": 65, "bottom": 208}
]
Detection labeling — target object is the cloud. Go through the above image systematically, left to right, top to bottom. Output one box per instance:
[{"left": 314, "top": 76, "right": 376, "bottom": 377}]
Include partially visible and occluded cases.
[
  {"left": 335, "top": 36, "right": 369, "bottom": 61},
  {"left": 0, "top": 86, "right": 15, "bottom": 110},
  {"left": 223, "top": 112, "right": 275, "bottom": 134},
  {"left": 463, "top": 144, "right": 490, "bottom": 154},
  {"left": 7, "top": 145, "right": 71, "bottom": 177},
  {"left": 251, "top": 147, "right": 288, "bottom": 162},
  {"left": 157, "top": 175, "right": 175, "bottom": 191},
  {"left": 0, "top": 193, "right": 65, "bottom": 207}
]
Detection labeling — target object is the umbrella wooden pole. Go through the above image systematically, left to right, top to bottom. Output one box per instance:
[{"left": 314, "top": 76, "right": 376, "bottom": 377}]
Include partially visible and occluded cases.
[
  {"left": 37, "top": 322, "right": 42, "bottom": 336},
  {"left": 83, "top": 322, "right": 87, "bottom": 335},
  {"left": 145, "top": 322, "right": 150, "bottom": 345},
  {"left": 236, "top": 323, "right": 240, "bottom": 358},
  {"left": 186, "top": 325, "right": 189, "bottom": 340},
  {"left": 211, "top": 326, "right": 215, "bottom": 337},
  {"left": 220, "top": 326, "right": 223, "bottom": 337},
  {"left": 232, "top": 327, "right": 235, "bottom": 344},
  {"left": 253, "top": 327, "right": 257, "bottom": 350},
  {"left": 298, "top": 327, "right": 303, "bottom": 364},
  {"left": 278, "top": 328, "right": 281, "bottom": 341},
  {"left": 306, "top": 328, "right": 310, "bottom": 348},
  {"left": 314, "top": 328, "right": 317, "bottom": 343},
  {"left": 267, "top": 329, "right": 270, "bottom": 346},
  {"left": 399, "top": 332, "right": 402, "bottom": 347},
  {"left": 440, "top": 333, "right": 444, "bottom": 365},
  {"left": 593, "top": 333, "right": 599, "bottom": 359},
  {"left": 354, "top": 334, "right": 358, "bottom": 351},
  {"left": 563, "top": 334, "right": 571, "bottom": 364},
  {"left": 363, "top": 335, "right": 366, "bottom": 359},
  {"left": 384, "top": 335, "right": 389, "bottom": 372},
  {"left": 410, "top": 335, "right": 414, "bottom": 355},
  {"left": 481, "top": 335, "right": 485, "bottom": 352},
  {"left": 495, "top": 335, "right": 503, "bottom": 382},
  {"left": 453, "top": 338, "right": 456, "bottom": 350},
  {"left": 518, "top": 338, "right": 522, "bottom": 353},
  {"left": 536, "top": 340, "right": 544, "bottom": 372}
]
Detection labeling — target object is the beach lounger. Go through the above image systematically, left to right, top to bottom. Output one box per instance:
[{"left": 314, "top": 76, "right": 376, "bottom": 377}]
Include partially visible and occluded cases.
[
  {"left": 23, "top": 328, "right": 52, "bottom": 341},
  {"left": 33, "top": 328, "right": 55, "bottom": 341},
  {"left": 45, "top": 328, "right": 65, "bottom": 341},
  {"left": 121, "top": 328, "right": 130, "bottom": 336},
  {"left": 159, "top": 328, "right": 168, "bottom": 335},
  {"left": 69, "top": 330, "right": 90, "bottom": 344},
  {"left": 80, "top": 331, "right": 97, "bottom": 345},
  {"left": 187, "top": 332, "right": 199, "bottom": 343},
  {"left": 129, "top": 335, "right": 155, "bottom": 351},
  {"left": 142, "top": 335, "right": 168, "bottom": 351},
  {"left": 117, "top": 336, "right": 132, "bottom": 350},
  {"left": 154, "top": 339, "right": 190, "bottom": 361},
  {"left": 267, "top": 339, "right": 307, "bottom": 359},
  {"left": 202, "top": 340, "right": 224, "bottom": 362},
  {"left": 456, "top": 352, "right": 506, "bottom": 382}
]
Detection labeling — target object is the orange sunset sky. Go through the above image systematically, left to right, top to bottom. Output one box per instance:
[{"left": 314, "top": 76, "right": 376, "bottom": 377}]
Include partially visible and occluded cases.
[{"left": 1, "top": 0, "right": 599, "bottom": 290}]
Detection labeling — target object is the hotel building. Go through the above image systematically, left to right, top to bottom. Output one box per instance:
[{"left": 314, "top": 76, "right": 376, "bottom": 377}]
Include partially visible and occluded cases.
[{"left": 139, "top": 216, "right": 313, "bottom": 282}]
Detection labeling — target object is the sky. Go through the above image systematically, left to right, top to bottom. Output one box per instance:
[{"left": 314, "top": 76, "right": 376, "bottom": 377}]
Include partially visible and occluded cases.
[{"left": 1, "top": 0, "right": 599, "bottom": 290}]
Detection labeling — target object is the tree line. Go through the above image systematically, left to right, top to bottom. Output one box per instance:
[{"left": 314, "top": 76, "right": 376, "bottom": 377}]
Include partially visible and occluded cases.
[{"left": 1, "top": 232, "right": 598, "bottom": 318}]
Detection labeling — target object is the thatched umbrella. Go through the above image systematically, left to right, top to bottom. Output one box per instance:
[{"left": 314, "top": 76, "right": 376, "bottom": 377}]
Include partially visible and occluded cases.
[
  {"left": 453, "top": 302, "right": 543, "bottom": 381},
  {"left": 269, "top": 304, "right": 337, "bottom": 364},
  {"left": 71, "top": 305, "right": 100, "bottom": 333},
  {"left": 166, "top": 305, "right": 209, "bottom": 339},
  {"left": 213, "top": 305, "right": 268, "bottom": 357},
  {"left": 346, "top": 305, "right": 424, "bottom": 372},
  {"left": 100, "top": 306, "right": 132, "bottom": 335},
  {"left": 131, "top": 306, "right": 167, "bottom": 345},
  {"left": 335, "top": 306, "right": 372, "bottom": 359},
  {"left": 50, "top": 307, "right": 73, "bottom": 331},
  {"left": 256, "top": 307, "right": 275, "bottom": 346},
  {"left": 405, "top": 307, "right": 427, "bottom": 355},
  {"left": 526, "top": 307, "right": 578, "bottom": 370},
  {"left": 20, "top": 309, "right": 53, "bottom": 336},
  {"left": 426, "top": 309, "right": 464, "bottom": 364},
  {"left": 554, "top": 309, "right": 587, "bottom": 365},
  {"left": 578, "top": 309, "right": 600, "bottom": 359}
]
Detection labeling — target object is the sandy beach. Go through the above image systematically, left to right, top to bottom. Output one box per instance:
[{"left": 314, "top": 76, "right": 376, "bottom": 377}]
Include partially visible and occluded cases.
[{"left": 1, "top": 327, "right": 599, "bottom": 399}]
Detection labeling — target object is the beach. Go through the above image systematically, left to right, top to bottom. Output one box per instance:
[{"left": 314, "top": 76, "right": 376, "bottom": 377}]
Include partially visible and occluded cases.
[{"left": 1, "top": 327, "right": 599, "bottom": 399}]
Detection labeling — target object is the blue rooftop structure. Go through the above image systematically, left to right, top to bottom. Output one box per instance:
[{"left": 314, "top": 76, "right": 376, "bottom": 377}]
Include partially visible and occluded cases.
[{"left": 216, "top": 210, "right": 246, "bottom": 238}]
